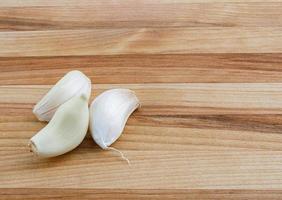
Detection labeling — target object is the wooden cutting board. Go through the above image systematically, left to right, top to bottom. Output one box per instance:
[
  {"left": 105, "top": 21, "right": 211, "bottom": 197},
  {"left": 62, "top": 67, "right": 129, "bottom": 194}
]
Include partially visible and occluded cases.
[{"left": 1, "top": 1, "right": 282, "bottom": 199}]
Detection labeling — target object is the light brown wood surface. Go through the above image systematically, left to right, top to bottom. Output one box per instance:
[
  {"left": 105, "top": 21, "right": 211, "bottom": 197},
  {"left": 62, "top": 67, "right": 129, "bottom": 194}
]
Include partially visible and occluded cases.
[{"left": 1, "top": 0, "right": 282, "bottom": 199}]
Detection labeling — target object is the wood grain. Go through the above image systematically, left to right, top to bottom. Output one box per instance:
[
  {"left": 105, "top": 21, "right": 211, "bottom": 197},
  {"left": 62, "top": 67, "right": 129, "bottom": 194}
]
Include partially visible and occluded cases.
[
  {"left": 1, "top": 0, "right": 282, "bottom": 199},
  {"left": 2, "top": 0, "right": 282, "bottom": 7},
  {"left": 1, "top": 3, "right": 282, "bottom": 30},
  {"left": 1, "top": 28, "right": 282, "bottom": 57},
  {"left": 1, "top": 54, "right": 282, "bottom": 84},
  {"left": 2, "top": 84, "right": 282, "bottom": 190},
  {"left": 1, "top": 149, "right": 282, "bottom": 188},
  {"left": 1, "top": 189, "right": 282, "bottom": 200}
]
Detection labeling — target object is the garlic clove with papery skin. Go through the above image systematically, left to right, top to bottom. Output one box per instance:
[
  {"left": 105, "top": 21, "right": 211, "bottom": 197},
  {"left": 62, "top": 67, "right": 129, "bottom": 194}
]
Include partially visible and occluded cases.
[
  {"left": 33, "top": 70, "right": 91, "bottom": 122},
  {"left": 89, "top": 89, "right": 140, "bottom": 150},
  {"left": 29, "top": 94, "right": 89, "bottom": 158}
]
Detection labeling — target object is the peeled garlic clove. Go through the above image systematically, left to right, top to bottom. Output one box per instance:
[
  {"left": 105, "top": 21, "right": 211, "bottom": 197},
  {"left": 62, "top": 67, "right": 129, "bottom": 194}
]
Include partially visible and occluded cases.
[
  {"left": 33, "top": 70, "right": 91, "bottom": 121},
  {"left": 89, "top": 89, "right": 140, "bottom": 149},
  {"left": 29, "top": 94, "right": 89, "bottom": 158}
]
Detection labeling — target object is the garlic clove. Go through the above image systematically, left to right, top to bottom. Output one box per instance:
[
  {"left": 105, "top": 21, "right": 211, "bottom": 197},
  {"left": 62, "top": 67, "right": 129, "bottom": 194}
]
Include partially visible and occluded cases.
[
  {"left": 33, "top": 70, "right": 91, "bottom": 122},
  {"left": 89, "top": 89, "right": 140, "bottom": 149},
  {"left": 29, "top": 94, "right": 89, "bottom": 158}
]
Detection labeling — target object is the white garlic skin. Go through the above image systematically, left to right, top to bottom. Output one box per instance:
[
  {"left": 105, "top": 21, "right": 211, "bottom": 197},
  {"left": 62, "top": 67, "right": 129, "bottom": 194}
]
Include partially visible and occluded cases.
[
  {"left": 33, "top": 70, "right": 91, "bottom": 122},
  {"left": 89, "top": 89, "right": 140, "bottom": 149},
  {"left": 30, "top": 94, "right": 89, "bottom": 158}
]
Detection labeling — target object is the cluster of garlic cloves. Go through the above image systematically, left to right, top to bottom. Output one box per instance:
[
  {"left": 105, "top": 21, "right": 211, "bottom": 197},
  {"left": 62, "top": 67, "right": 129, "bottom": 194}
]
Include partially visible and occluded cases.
[{"left": 29, "top": 70, "right": 140, "bottom": 159}]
